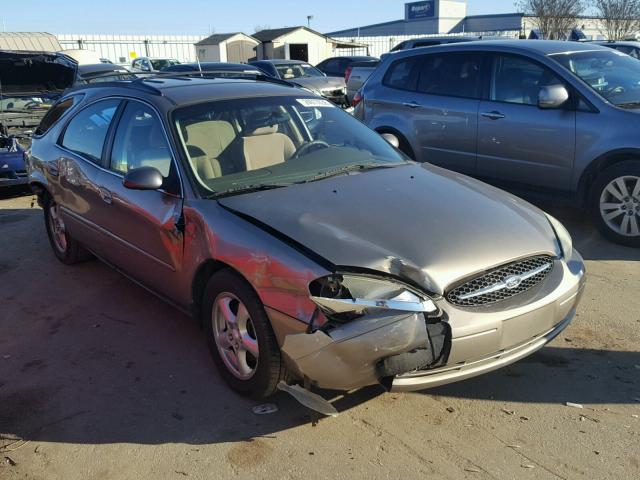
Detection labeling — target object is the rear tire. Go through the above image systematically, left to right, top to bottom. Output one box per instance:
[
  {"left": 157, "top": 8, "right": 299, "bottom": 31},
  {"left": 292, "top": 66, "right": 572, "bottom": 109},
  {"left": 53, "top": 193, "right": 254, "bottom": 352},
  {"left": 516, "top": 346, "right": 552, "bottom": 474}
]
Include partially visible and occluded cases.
[
  {"left": 590, "top": 161, "right": 640, "bottom": 247},
  {"left": 43, "top": 196, "right": 92, "bottom": 264},
  {"left": 202, "top": 269, "right": 285, "bottom": 399}
]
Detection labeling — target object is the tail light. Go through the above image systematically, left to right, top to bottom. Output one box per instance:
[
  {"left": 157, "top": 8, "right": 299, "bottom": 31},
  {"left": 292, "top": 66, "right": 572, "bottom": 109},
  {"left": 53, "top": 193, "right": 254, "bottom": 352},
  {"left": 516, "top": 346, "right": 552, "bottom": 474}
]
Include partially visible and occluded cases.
[
  {"left": 345, "top": 64, "right": 353, "bottom": 83},
  {"left": 352, "top": 91, "right": 363, "bottom": 108}
]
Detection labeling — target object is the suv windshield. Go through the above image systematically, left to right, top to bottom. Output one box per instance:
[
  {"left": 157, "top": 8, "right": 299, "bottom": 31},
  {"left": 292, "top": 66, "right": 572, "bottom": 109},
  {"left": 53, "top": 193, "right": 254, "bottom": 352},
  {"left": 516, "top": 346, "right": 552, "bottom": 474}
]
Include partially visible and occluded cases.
[
  {"left": 551, "top": 49, "right": 640, "bottom": 107},
  {"left": 151, "top": 59, "right": 180, "bottom": 70},
  {"left": 276, "top": 64, "right": 324, "bottom": 79},
  {"left": 173, "top": 96, "right": 406, "bottom": 197}
]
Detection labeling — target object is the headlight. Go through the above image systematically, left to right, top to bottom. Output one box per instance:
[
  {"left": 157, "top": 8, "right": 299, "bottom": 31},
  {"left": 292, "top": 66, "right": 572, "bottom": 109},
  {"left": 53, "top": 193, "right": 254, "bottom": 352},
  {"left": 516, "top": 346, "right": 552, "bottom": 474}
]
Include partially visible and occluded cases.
[
  {"left": 546, "top": 214, "right": 573, "bottom": 259},
  {"left": 309, "top": 274, "right": 438, "bottom": 317}
]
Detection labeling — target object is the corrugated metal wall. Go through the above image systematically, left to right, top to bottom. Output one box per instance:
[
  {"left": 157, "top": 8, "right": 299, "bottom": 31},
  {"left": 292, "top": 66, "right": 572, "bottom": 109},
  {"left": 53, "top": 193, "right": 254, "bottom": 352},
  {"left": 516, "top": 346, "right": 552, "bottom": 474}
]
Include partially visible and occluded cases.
[
  {"left": 332, "top": 31, "right": 520, "bottom": 57},
  {"left": 57, "top": 34, "right": 204, "bottom": 63}
]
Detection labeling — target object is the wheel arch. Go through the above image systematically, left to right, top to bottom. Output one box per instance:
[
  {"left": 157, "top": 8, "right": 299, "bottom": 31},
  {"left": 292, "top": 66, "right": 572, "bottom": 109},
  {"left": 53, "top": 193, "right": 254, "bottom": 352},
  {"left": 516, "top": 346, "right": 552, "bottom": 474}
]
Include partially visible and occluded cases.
[
  {"left": 374, "top": 126, "right": 416, "bottom": 160},
  {"left": 577, "top": 149, "right": 640, "bottom": 206}
]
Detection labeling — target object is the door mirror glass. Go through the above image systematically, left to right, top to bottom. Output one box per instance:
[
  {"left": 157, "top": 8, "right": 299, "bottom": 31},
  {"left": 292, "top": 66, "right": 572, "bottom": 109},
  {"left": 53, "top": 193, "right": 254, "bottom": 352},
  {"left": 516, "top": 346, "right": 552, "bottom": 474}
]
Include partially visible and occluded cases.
[
  {"left": 538, "top": 84, "right": 570, "bottom": 109},
  {"left": 380, "top": 133, "right": 400, "bottom": 148},
  {"left": 123, "top": 166, "right": 164, "bottom": 190}
]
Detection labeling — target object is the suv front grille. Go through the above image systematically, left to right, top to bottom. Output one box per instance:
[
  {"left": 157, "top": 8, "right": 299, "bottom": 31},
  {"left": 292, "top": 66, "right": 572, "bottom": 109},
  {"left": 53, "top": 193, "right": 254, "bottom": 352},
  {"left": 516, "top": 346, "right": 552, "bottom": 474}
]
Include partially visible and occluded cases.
[{"left": 447, "top": 256, "right": 555, "bottom": 307}]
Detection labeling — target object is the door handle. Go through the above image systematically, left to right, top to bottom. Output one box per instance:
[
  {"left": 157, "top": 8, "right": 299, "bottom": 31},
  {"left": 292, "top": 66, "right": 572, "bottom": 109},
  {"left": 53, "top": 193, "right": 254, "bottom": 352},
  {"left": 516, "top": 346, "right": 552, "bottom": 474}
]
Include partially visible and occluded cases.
[
  {"left": 403, "top": 101, "right": 421, "bottom": 109},
  {"left": 481, "top": 111, "right": 506, "bottom": 120},
  {"left": 99, "top": 188, "right": 113, "bottom": 205}
]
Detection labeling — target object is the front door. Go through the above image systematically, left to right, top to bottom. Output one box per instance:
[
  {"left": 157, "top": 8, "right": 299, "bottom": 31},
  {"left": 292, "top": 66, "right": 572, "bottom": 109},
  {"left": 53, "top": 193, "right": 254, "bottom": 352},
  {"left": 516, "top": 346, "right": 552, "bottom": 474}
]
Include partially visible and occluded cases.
[
  {"left": 289, "top": 44, "right": 309, "bottom": 62},
  {"left": 476, "top": 53, "right": 576, "bottom": 190},
  {"left": 93, "top": 100, "right": 184, "bottom": 298}
]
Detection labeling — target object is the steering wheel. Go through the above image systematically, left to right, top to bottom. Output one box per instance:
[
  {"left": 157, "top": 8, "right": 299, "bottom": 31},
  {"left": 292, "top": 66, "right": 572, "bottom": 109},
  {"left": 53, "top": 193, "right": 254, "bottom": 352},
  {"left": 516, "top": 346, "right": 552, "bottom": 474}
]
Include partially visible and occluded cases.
[{"left": 291, "top": 140, "right": 330, "bottom": 160}]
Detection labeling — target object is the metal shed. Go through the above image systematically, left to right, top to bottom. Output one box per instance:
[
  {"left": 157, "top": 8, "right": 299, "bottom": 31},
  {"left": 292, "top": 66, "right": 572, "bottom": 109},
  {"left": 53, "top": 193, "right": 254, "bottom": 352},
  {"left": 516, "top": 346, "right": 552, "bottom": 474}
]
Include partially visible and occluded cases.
[
  {"left": 0, "top": 32, "right": 61, "bottom": 52},
  {"left": 195, "top": 33, "right": 259, "bottom": 63}
]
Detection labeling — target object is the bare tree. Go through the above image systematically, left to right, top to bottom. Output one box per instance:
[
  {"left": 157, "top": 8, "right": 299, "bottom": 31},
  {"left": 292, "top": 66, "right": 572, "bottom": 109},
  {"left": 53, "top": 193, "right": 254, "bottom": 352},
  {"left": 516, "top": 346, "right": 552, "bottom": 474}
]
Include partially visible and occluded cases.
[
  {"left": 517, "top": 0, "right": 587, "bottom": 39},
  {"left": 592, "top": 0, "right": 640, "bottom": 39}
]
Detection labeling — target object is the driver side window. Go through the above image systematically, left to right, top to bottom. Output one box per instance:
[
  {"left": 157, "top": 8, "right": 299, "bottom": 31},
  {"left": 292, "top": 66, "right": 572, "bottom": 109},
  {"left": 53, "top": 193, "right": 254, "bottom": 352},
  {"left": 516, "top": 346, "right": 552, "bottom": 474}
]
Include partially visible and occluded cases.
[
  {"left": 490, "top": 54, "right": 563, "bottom": 106},
  {"left": 110, "top": 102, "right": 173, "bottom": 178}
]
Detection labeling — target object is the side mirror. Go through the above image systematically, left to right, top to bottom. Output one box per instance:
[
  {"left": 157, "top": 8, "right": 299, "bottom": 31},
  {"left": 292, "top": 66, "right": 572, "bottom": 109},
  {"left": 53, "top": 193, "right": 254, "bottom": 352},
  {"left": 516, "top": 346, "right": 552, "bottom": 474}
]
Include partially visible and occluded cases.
[
  {"left": 538, "top": 85, "right": 569, "bottom": 109},
  {"left": 380, "top": 133, "right": 400, "bottom": 149},
  {"left": 123, "top": 166, "right": 163, "bottom": 190}
]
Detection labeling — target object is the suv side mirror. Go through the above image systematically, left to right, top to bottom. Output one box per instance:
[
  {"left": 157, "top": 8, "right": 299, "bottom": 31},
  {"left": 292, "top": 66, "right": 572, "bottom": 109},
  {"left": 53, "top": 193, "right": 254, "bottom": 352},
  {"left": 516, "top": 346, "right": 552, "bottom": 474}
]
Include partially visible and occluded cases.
[
  {"left": 538, "top": 85, "right": 569, "bottom": 109},
  {"left": 123, "top": 166, "right": 163, "bottom": 190}
]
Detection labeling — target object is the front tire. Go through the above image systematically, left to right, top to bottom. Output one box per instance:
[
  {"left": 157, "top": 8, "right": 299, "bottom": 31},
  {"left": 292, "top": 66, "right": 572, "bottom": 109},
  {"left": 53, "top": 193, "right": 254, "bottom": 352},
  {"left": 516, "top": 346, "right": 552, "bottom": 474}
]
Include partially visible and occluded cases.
[
  {"left": 590, "top": 161, "right": 640, "bottom": 247},
  {"left": 43, "top": 196, "right": 92, "bottom": 264},
  {"left": 202, "top": 269, "right": 285, "bottom": 398}
]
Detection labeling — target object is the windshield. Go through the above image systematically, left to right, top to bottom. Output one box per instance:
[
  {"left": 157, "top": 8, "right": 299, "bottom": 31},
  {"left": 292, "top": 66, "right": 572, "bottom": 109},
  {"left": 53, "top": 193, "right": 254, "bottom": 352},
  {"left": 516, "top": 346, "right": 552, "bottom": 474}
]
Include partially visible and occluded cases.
[
  {"left": 551, "top": 49, "right": 640, "bottom": 107},
  {"left": 151, "top": 59, "right": 180, "bottom": 70},
  {"left": 276, "top": 63, "right": 324, "bottom": 79},
  {"left": 173, "top": 96, "right": 406, "bottom": 197}
]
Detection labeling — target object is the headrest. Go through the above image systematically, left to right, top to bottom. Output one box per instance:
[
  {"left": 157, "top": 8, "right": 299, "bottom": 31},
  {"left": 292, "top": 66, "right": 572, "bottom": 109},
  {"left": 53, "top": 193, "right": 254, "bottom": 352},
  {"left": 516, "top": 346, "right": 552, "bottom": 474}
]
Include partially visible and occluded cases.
[{"left": 245, "top": 110, "right": 289, "bottom": 136}]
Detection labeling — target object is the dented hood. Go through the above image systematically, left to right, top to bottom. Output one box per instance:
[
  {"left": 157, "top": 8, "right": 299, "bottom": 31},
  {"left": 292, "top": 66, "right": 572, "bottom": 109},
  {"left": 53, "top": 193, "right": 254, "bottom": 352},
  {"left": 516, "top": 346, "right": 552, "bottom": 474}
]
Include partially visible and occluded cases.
[{"left": 218, "top": 163, "right": 559, "bottom": 294}]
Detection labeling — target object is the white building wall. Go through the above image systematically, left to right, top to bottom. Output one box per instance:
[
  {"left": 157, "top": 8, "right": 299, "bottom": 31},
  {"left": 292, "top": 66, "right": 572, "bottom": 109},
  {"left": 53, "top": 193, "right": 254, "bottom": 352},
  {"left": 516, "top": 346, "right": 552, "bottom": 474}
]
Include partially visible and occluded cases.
[
  {"left": 437, "top": 0, "right": 467, "bottom": 33},
  {"left": 269, "top": 29, "right": 333, "bottom": 64},
  {"left": 57, "top": 34, "right": 204, "bottom": 64}
]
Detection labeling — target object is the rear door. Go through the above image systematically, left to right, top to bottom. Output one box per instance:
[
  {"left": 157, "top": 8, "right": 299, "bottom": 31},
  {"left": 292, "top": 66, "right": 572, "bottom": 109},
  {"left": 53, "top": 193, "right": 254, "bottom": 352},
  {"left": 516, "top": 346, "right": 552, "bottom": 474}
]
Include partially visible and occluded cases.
[
  {"left": 476, "top": 53, "right": 576, "bottom": 190},
  {"left": 56, "top": 98, "right": 122, "bottom": 255},
  {"left": 93, "top": 100, "right": 184, "bottom": 298}
]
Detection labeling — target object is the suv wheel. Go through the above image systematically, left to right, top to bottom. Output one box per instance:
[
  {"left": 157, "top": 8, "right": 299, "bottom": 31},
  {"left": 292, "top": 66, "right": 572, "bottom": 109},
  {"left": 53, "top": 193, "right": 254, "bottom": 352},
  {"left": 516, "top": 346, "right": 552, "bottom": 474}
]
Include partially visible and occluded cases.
[
  {"left": 591, "top": 161, "right": 640, "bottom": 247},
  {"left": 44, "top": 196, "right": 92, "bottom": 264},
  {"left": 202, "top": 269, "right": 285, "bottom": 398}
]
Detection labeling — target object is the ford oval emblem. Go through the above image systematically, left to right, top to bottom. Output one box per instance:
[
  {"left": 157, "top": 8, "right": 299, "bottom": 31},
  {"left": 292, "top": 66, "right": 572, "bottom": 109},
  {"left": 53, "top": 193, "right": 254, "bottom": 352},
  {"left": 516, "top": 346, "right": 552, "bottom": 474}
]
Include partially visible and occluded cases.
[{"left": 504, "top": 275, "right": 523, "bottom": 290}]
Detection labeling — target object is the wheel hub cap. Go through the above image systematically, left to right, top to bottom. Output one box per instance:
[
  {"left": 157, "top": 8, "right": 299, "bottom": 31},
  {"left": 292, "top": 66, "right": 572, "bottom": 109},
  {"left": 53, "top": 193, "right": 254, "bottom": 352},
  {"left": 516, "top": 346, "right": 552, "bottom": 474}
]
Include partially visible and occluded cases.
[
  {"left": 599, "top": 175, "right": 640, "bottom": 237},
  {"left": 212, "top": 293, "right": 259, "bottom": 380}
]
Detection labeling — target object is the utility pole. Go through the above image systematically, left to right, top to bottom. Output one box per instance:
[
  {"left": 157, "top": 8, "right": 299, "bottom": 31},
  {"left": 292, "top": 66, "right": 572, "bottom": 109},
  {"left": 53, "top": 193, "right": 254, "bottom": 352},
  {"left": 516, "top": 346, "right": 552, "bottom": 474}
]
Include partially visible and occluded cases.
[{"left": 307, "top": 15, "right": 314, "bottom": 28}]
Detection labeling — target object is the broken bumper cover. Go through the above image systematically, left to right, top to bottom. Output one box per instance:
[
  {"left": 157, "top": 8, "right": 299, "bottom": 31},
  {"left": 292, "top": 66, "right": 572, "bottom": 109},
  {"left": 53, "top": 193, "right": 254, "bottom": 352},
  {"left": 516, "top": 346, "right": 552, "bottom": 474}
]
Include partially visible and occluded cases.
[{"left": 277, "top": 250, "right": 585, "bottom": 392}]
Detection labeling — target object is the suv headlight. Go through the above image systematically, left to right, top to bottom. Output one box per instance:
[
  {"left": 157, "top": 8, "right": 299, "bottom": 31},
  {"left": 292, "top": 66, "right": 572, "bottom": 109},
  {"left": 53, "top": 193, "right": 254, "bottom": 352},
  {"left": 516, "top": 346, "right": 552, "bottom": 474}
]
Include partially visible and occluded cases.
[
  {"left": 546, "top": 214, "right": 573, "bottom": 259},
  {"left": 309, "top": 274, "right": 438, "bottom": 317}
]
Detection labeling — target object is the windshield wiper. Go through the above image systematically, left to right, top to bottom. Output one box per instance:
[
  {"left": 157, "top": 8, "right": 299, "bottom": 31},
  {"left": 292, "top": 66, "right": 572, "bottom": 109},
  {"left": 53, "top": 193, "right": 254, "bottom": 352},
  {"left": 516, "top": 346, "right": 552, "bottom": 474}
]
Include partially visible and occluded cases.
[
  {"left": 616, "top": 101, "right": 640, "bottom": 109},
  {"left": 299, "top": 163, "right": 402, "bottom": 184},
  {"left": 211, "top": 183, "right": 290, "bottom": 199}
]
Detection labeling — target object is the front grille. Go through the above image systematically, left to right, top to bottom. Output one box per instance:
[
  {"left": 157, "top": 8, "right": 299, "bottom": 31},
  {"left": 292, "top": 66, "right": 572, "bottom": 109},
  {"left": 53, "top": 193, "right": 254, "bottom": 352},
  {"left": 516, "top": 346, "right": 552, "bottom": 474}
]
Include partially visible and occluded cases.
[{"left": 447, "top": 256, "right": 555, "bottom": 307}]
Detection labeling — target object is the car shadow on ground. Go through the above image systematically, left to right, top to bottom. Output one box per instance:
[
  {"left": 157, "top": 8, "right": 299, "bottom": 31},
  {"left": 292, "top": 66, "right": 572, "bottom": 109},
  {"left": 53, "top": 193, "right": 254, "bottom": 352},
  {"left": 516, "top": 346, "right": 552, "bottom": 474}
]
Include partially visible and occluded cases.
[{"left": 0, "top": 204, "right": 638, "bottom": 448}]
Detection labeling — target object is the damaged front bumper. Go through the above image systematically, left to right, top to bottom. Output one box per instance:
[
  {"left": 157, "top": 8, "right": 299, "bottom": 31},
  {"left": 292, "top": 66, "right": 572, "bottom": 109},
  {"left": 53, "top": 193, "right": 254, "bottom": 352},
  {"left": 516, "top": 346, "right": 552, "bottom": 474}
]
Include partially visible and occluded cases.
[{"left": 272, "top": 249, "right": 586, "bottom": 393}]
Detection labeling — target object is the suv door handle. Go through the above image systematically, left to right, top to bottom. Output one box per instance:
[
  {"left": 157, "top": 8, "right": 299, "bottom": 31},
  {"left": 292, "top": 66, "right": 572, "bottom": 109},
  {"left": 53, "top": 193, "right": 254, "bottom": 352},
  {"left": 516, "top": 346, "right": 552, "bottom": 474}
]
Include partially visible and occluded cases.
[
  {"left": 403, "top": 101, "right": 421, "bottom": 109},
  {"left": 481, "top": 111, "right": 506, "bottom": 120},
  {"left": 99, "top": 188, "right": 113, "bottom": 205}
]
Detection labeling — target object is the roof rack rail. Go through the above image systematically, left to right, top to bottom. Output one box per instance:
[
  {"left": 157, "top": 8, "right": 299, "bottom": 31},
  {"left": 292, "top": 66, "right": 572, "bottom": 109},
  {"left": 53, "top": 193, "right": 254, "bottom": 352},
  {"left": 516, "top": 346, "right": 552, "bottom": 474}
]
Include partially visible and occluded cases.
[{"left": 143, "top": 70, "right": 297, "bottom": 88}]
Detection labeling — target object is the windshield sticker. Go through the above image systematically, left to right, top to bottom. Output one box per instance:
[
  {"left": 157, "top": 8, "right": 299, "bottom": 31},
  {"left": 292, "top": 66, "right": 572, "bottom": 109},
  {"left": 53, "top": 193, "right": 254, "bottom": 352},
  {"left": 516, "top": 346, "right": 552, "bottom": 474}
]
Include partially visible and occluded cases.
[{"left": 297, "top": 98, "right": 334, "bottom": 108}]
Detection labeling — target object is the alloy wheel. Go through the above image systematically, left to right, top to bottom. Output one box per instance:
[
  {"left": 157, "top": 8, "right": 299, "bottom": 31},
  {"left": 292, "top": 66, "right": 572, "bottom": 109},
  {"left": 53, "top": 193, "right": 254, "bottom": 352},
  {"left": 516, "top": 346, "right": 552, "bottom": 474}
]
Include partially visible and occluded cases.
[
  {"left": 599, "top": 175, "right": 640, "bottom": 237},
  {"left": 48, "top": 202, "right": 68, "bottom": 253},
  {"left": 212, "top": 293, "right": 259, "bottom": 380}
]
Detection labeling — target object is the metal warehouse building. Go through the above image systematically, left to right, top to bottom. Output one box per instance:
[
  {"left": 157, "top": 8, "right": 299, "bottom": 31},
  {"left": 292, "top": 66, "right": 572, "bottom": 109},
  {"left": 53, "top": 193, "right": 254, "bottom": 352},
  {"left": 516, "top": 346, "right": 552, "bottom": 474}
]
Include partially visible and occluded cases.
[{"left": 327, "top": 0, "right": 609, "bottom": 57}]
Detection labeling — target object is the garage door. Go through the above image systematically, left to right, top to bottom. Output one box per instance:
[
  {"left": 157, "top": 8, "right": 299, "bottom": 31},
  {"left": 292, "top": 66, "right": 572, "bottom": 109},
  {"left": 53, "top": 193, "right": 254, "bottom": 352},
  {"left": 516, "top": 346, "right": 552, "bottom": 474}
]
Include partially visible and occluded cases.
[{"left": 227, "top": 40, "right": 256, "bottom": 63}]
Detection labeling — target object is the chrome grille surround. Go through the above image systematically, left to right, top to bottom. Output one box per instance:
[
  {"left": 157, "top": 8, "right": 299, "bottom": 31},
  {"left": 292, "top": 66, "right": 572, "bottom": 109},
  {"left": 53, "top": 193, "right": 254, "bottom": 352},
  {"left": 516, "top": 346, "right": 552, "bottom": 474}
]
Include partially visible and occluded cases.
[{"left": 447, "top": 256, "right": 555, "bottom": 307}]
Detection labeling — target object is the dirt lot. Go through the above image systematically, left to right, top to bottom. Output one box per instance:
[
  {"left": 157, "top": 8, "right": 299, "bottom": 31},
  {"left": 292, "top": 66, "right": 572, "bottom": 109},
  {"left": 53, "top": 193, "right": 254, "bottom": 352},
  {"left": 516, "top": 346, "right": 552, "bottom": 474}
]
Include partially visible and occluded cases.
[{"left": 1, "top": 189, "right": 639, "bottom": 480}]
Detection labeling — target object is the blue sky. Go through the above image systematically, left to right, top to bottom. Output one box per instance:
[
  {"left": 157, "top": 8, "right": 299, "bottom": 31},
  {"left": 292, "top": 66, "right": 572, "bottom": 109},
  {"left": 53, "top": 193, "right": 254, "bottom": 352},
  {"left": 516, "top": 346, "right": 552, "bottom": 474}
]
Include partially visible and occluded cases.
[{"left": 2, "top": 0, "right": 517, "bottom": 35}]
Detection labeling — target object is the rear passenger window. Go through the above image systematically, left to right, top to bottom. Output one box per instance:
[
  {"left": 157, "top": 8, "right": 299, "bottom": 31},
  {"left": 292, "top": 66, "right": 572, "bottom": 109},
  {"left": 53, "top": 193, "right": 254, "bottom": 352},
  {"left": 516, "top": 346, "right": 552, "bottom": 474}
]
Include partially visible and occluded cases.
[
  {"left": 416, "top": 53, "right": 482, "bottom": 99},
  {"left": 490, "top": 55, "right": 563, "bottom": 106},
  {"left": 383, "top": 56, "right": 422, "bottom": 91},
  {"left": 35, "top": 95, "right": 82, "bottom": 136},
  {"left": 61, "top": 99, "right": 119, "bottom": 163},
  {"left": 110, "top": 102, "right": 172, "bottom": 177}
]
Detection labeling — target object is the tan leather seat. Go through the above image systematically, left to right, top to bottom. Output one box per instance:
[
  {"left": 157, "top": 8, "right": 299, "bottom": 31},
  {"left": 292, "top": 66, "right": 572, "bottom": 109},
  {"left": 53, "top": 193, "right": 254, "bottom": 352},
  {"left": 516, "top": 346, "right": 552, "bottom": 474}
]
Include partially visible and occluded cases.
[
  {"left": 242, "top": 113, "right": 295, "bottom": 171},
  {"left": 185, "top": 120, "right": 236, "bottom": 180}
]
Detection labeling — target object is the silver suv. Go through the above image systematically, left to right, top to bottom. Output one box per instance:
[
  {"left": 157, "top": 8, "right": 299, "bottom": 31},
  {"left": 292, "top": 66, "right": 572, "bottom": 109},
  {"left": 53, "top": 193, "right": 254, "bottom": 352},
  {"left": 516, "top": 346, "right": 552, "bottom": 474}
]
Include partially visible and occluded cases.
[{"left": 356, "top": 40, "right": 640, "bottom": 247}]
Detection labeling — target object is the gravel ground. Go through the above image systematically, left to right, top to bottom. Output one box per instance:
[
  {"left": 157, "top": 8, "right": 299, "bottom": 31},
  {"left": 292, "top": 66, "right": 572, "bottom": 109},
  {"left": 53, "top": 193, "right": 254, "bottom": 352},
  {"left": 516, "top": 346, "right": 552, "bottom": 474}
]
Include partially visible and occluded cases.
[{"left": 1, "top": 190, "right": 639, "bottom": 480}]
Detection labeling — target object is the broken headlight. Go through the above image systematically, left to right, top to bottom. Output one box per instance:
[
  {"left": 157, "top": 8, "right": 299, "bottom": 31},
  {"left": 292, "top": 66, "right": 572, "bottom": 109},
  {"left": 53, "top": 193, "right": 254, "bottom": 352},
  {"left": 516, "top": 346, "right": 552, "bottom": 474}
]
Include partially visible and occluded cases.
[{"left": 309, "top": 274, "right": 438, "bottom": 319}]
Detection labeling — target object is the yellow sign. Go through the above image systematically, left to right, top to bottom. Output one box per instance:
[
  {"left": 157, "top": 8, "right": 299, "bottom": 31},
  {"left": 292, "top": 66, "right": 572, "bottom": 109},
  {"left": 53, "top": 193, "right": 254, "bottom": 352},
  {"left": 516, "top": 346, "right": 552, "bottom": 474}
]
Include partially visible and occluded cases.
[{"left": 129, "top": 51, "right": 137, "bottom": 59}]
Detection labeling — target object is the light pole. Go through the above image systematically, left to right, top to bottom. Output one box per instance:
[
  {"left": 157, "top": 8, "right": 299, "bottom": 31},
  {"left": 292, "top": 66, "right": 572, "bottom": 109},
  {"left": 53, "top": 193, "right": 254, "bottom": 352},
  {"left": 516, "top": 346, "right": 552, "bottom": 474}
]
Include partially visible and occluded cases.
[{"left": 307, "top": 15, "right": 314, "bottom": 28}]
